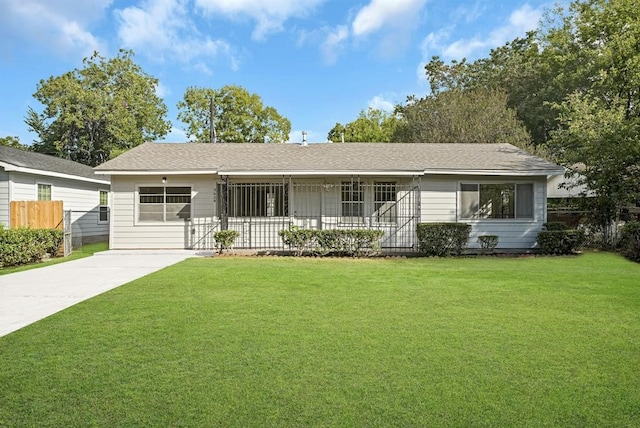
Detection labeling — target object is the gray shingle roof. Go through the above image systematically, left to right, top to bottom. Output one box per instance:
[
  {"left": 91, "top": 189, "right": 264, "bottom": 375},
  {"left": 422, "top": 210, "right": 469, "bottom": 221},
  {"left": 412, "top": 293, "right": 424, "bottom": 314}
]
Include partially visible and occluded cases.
[
  {"left": 95, "top": 142, "right": 563, "bottom": 175},
  {"left": 0, "top": 145, "right": 109, "bottom": 182}
]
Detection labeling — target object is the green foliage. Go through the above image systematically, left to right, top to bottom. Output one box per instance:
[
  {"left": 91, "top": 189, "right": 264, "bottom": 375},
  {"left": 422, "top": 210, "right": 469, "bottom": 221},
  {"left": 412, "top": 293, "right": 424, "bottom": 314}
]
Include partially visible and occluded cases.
[
  {"left": 26, "top": 49, "right": 171, "bottom": 166},
  {"left": 177, "top": 85, "right": 291, "bottom": 143},
  {"left": 394, "top": 89, "right": 532, "bottom": 147},
  {"left": 548, "top": 93, "right": 640, "bottom": 245},
  {"left": 327, "top": 108, "right": 400, "bottom": 143},
  {"left": 0, "top": 136, "right": 28, "bottom": 150},
  {"left": 536, "top": 222, "right": 585, "bottom": 255},
  {"left": 618, "top": 222, "right": 640, "bottom": 263},
  {"left": 416, "top": 223, "right": 471, "bottom": 256},
  {"left": 278, "top": 225, "right": 317, "bottom": 256},
  {"left": 279, "top": 226, "right": 384, "bottom": 257},
  {"left": 0, "top": 228, "right": 64, "bottom": 267},
  {"left": 213, "top": 230, "right": 240, "bottom": 254},
  {"left": 477, "top": 235, "right": 499, "bottom": 253}
]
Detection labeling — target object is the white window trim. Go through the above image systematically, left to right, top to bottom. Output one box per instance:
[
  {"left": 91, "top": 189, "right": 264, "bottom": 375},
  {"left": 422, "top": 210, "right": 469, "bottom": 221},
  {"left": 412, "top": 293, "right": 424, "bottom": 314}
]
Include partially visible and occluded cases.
[
  {"left": 457, "top": 181, "right": 536, "bottom": 222},
  {"left": 36, "top": 182, "right": 53, "bottom": 201},
  {"left": 135, "top": 184, "right": 194, "bottom": 225},
  {"left": 98, "top": 189, "right": 109, "bottom": 224}
]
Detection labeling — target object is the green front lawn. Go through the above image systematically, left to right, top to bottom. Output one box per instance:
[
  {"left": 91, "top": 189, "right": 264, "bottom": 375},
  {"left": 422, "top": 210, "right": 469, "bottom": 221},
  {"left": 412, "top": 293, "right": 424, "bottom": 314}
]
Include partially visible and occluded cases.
[{"left": 1, "top": 253, "right": 639, "bottom": 426}]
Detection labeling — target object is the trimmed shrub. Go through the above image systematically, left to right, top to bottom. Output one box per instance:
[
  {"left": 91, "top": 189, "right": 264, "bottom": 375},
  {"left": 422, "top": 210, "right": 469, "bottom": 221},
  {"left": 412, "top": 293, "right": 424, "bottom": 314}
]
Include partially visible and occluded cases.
[
  {"left": 536, "top": 222, "right": 585, "bottom": 255},
  {"left": 618, "top": 222, "right": 640, "bottom": 263},
  {"left": 416, "top": 223, "right": 471, "bottom": 257},
  {"left": 279, "top": 226, "right": 318, "bottom": 256},
  {"left": 279, "top": 227, "right": 384, "bottom": 257},
  {"left": 0, "top": 228, "right": 64, "bottom": 267},
  {"left": 213, "top": 230, "right": 240, "bottom": 254},
  {"left": 478, "top": 235, "right": 499, "bottom": 254}
]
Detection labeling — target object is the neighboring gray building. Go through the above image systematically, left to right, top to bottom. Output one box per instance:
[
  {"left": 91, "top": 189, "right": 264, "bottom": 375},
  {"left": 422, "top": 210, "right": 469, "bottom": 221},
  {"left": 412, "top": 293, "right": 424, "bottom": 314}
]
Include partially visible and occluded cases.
[
  {"left": 95, "top": 142, "right": 564, "bottom": 252},
  {"left": 0, "top": 145, "right": 110, "bottom": 246}
]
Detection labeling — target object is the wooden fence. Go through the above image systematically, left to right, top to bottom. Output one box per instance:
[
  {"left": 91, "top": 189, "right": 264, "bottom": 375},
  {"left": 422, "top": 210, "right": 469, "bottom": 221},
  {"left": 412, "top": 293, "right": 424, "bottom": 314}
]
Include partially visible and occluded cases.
[{"left": 10, "top": 201, "right": 64, "bottom": 229}]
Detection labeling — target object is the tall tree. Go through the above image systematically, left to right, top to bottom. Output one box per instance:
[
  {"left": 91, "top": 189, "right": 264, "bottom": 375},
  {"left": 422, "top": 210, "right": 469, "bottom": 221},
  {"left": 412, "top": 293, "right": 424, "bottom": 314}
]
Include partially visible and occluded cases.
[
  {"left": 25, "top": 50, "right": 171, "bottom": 166},
  {"left": 177, "top": 85, "right": 291, "bottom": 143},
  {"left": 394, "top": 88, "right": 532, "bottom": 146},
  {"left": 549, "top": 93, "right": 640, "bottom": 244},
  {"left": 327, "top": 108, "right": 400, "bottom": 142},
  {"left": 0, "top": 136, "right": 28, "bottom": 150}
]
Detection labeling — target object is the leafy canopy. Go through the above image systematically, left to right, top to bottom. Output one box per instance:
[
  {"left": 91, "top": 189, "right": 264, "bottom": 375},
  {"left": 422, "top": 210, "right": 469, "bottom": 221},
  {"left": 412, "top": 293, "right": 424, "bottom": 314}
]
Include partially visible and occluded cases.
[
  {"left": 26, "top": 49, "right": 171, "bottom": 166},
  {"left": 177, "top": 85, "right": 291, "bottom": 143},
  {"left": 394, "top": 88, "right": 532, "bottom": 146},
  {"left": 327, "top": 108, "right": 400, "bottom": 143}
]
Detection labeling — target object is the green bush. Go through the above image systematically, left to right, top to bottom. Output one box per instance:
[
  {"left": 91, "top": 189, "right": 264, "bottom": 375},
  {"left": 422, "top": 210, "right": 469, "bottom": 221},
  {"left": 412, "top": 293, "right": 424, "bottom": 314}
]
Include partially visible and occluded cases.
[
  {"left": 536, "top": 222, "right": 585, "bottom": 255},
  {"left": 618, "top": 222, "right": 640, "bottom": 263},
  {"left": 416, "top": 223, "right": 471, "bottom": 257},
  {"left": 279, "top": 226, "right": 317, "bottom": 256},
  {"left": 279, "top": 227, "right": 384, "bottom": 257},
  {"left": 0, "top": 228, "right": 64, "bottom": 267},
  {"left": 213, "top": 230, "right": 240, "bottom": 254},
  {"left": 478, "top": 235, "right": 499, "bottom": 253}
]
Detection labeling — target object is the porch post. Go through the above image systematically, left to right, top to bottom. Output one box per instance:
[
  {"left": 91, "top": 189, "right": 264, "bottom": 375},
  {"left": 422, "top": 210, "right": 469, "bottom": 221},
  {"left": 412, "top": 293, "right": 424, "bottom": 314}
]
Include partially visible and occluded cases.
[{"left": 221, "top": 176, "right": 229, "bottom": 230}]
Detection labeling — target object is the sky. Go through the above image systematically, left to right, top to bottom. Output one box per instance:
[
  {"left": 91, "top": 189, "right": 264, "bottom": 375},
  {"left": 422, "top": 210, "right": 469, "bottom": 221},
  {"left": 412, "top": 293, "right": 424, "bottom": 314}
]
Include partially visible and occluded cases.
[{"left": 0, "top": 0, "right": 560, "bottom": 145}]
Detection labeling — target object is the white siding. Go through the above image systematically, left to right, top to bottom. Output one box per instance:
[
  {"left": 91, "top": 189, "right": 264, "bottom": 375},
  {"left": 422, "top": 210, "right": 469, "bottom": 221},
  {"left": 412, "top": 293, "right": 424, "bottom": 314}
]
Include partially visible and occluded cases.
[
  {"left": 0, "top": 168, "right": 9, "bottom": 227},
  {"left": 8, "top": 171, "right": 109, "bottom": 244},
  {"left": 110, "top": 175, "right": 215, "bottom": 249},
  {"left": 420, "top": 175, "right": 548, "bottom": 249}
]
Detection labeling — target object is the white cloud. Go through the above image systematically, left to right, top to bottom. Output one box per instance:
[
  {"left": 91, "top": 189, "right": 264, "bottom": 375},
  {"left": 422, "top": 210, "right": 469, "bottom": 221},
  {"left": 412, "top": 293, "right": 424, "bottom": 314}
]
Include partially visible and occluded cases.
[
  {"left": 0, "top": 0, "right": 109, "bottom": 56},
  {"left": 115, "top": 0, "right": 234, "bottom": 69},
  {"left": 195, "top": 0, "right": 325, "bottom": 40},
  {"left": 351, "top": 0, "right": 427, "bottom": 37},
  {"left": 442, "top": 4, "right": 543, "bottom": 59},
  {"left": 320, "top": 25, "right": 349, "bottom": 65},
  {"left": 368, "top": 95, "right": 394, "bottom": 112}
]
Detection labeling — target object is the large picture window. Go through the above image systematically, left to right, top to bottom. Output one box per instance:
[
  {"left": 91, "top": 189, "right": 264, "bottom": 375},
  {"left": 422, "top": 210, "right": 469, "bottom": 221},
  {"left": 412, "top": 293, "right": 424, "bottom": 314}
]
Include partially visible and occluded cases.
[
  {"left": 341, "top": 181, "right": 364, "bottom": 218},
  {"left": 374, "top": 182, "right": 397, "bottom": 222},
  {"left": 227, "top": 183, "right": 288, "bottom": 217},
  {"left": 460, "top": 183, "right": 534, "bottom": 219},
  {"left": 139, "top": 186, "right": 191, "bottom": 222}
]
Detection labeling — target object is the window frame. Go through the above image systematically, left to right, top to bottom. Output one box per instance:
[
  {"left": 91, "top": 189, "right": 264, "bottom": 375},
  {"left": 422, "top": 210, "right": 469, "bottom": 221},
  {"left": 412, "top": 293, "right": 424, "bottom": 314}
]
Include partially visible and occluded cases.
[
  {"left": 341, "top": 180, "right": 364, "bottom": 220},
  {"left": 373, "top": 181, "right": 397, "bottom": 224},
  {"left": 224, "top": 182, "right": 289, "bottom": 218},
  {"left": 459, "top": 182, "right": 535, "bottom": 220},
  {"left": 37, "top": 183, "right": 52, "bottom": 201},
  {"left": 136, "top": 185, "right": 192, "bottom": 224},
  {"left": 98, "top": 190, "right": 109, "bottom": 224}
]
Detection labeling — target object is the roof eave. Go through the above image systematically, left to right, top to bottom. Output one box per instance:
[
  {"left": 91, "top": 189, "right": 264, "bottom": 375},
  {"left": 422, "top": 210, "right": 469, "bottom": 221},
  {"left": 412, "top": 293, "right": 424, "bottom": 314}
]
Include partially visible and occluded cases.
[
  {"left": 1, "top": 161, "right": 110, "bottom": 184},
  {"left": 424, "top": 168, "right": 565, "bottom": 177},
  {"left": 95, "top": 169, "right": 218, "bottom": 176}
]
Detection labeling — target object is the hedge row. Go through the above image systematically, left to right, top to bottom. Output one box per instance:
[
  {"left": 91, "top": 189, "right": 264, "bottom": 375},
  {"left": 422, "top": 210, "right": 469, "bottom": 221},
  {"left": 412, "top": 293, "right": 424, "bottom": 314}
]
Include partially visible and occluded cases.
[
  {"left": 536, "top": 222, "right": 585, "bottom": 255},
  {"left": 618, "top": 222, "right": 640, "bottom": 262},
  {"left": 416, "top": 223, "right": 471, "bottom": 257},
  {"left": 279, "top": 226, "right": 384, "bottom": 257},
  {"left": 0, "top": 228, "right": 64, "bottom": 267}
]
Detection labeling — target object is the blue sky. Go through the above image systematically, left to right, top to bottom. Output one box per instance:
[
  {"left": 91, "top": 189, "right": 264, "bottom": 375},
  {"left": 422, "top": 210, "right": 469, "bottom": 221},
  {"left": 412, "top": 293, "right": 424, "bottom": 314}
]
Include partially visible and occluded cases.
[{"left": 0, "top": 0, "right": 559, "bottom": 145}]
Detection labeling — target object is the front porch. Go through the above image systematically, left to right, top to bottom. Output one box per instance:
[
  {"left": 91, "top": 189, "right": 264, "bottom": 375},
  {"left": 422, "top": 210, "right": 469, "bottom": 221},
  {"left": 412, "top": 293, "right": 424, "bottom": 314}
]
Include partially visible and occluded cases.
[{"left": 189, "top": 179, "right": 421, "bottom": 253}]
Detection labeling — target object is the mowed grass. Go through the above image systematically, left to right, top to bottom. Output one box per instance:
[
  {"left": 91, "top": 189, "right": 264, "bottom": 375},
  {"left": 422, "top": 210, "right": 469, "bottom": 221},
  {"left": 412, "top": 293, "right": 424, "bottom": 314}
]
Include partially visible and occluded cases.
[{"left": 1, "top": 253, "right": 639, "bottom": 427}]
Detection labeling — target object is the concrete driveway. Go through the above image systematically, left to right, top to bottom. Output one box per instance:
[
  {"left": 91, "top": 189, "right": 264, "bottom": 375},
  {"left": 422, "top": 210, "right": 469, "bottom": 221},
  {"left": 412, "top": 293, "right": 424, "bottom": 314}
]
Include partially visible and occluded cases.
[{"left": 0, "top": 250, "right": 210, "bottom": 337}]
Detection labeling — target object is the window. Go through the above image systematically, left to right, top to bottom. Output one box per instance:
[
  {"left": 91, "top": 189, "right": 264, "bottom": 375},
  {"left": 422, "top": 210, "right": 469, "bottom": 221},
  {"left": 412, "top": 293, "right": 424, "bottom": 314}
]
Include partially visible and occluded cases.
[
  {"left": 341, "top": 181, "right": 363, "bottom": 218},
  {"left": 374, "top": 182, "right": 397, "bottom": 222},
  {"left": 227, "top": 183, "right": 288, "bottom": 217},
  {"left": 460, "top": 183, "right": 534, "bottom": 219},
  {"left": 37, "top": 184, "right": 51, "bottom": 201},
  {"left": 139, "top": 186, "right": 191, "bottom": 222},
  {"left": 99, "top": 190, "right": 109, "bottom": 223}
]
